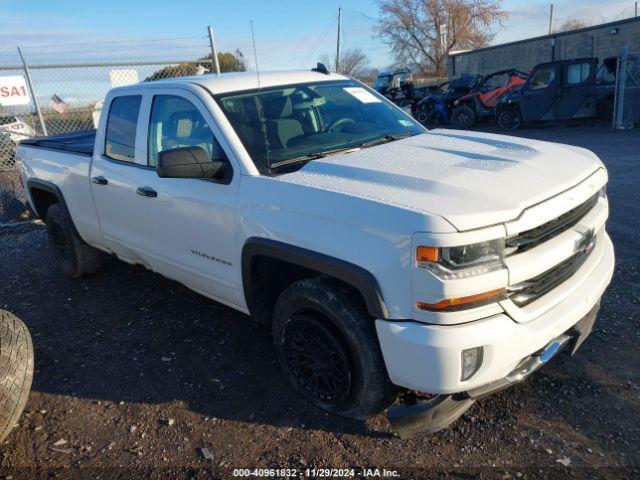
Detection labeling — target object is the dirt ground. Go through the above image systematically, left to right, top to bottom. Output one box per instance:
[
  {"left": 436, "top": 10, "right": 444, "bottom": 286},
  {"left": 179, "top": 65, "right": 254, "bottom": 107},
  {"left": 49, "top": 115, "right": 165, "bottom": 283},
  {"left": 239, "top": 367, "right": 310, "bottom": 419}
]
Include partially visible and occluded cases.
[{"left": 0, "top": 125, "right": 638, "bottom": 480}]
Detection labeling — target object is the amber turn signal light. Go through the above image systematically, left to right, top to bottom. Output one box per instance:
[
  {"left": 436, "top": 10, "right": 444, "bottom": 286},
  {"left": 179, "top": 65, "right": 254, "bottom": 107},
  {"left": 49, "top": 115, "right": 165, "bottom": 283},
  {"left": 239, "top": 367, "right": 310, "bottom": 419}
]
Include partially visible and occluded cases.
[
  {"left": 416, "top": 246, "right": 438, "bottom": 263},
  {"left": 416, "top": 288, "right": 507, "bottom": 312}
]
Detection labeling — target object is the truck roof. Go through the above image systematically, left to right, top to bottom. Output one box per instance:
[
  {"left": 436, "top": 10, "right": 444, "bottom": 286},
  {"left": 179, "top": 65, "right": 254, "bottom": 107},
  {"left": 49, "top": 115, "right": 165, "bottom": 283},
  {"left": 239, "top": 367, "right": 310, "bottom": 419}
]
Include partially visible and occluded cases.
[{"left": 142, "top": 70, "right": 349, "bottom": 95}]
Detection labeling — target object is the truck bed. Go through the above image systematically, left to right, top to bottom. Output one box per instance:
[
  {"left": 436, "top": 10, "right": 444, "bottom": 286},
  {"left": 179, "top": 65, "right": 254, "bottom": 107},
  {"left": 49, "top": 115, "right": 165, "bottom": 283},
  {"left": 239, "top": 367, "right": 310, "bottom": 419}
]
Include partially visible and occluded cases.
[{"left": 20, "top": 129, "right": 96, "bottom": 156}]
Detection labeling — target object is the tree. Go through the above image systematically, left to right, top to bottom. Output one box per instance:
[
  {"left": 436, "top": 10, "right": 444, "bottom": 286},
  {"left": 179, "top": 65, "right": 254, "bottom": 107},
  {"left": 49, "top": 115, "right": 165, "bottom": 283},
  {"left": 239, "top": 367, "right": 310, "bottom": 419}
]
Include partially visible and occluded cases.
[
  {"left": 377, "top": 0, "right": 508, "bottom": 76},
  {"left": 553, "top": 19, "right": 587, "bottom": 33},
  {"left": 319, "top": 48, "right": 370, "bottom": 77},
  {"left": 145, "top": 49, "right": 246, "bottom": 81}
]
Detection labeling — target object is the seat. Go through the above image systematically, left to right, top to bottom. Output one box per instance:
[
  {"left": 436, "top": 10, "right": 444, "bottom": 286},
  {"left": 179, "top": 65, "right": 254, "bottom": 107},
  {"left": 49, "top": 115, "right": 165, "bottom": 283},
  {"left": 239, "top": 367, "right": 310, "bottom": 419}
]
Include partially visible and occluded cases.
[{"left": 262, "top": 96, "right": 304, "bottom": 149}]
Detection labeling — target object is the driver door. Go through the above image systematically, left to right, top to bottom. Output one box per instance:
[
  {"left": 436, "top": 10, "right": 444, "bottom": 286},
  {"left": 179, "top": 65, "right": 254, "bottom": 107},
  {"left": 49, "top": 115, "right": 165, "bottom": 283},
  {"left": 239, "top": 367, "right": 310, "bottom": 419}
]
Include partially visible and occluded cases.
[{"left": 521, "top": 64, "right": 560, "bottom": 121}]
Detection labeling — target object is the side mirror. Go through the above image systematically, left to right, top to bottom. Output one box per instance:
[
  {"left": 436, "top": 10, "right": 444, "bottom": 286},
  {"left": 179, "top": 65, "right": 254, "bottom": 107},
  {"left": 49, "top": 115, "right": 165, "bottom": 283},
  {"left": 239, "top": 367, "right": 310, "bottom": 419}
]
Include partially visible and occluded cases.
[{"left": 156, "top": 146, "right": 226, "bottom": 179}]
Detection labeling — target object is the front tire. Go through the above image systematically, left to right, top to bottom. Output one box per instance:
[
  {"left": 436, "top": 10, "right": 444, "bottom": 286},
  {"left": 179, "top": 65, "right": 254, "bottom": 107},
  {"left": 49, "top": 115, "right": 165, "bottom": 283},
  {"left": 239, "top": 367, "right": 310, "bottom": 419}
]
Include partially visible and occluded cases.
[
  {"left": 451, "top": 105, "right": 476, "bottom": 129},
  {"left": 497, "top": 108, "right": 522, "bottom": 131},
  {"left": 45, "top": 203, "right": 102, "bottom": 278},
  {"left": 272, "top": 277, "right": 396, "bottom": 420},
  {"left": 0, "top": 310, "right": 34, "bottom": 443}
]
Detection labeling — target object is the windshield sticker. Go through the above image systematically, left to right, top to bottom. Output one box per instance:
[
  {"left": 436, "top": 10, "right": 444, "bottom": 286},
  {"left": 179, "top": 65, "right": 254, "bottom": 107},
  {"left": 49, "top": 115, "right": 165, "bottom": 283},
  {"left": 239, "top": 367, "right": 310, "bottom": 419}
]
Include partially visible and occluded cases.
[
  {"left": 343, "top": 87, "right": 381, "bottom": 104},
  {"left": 398, "top": 119, "right": 413, "bottom": 127}
]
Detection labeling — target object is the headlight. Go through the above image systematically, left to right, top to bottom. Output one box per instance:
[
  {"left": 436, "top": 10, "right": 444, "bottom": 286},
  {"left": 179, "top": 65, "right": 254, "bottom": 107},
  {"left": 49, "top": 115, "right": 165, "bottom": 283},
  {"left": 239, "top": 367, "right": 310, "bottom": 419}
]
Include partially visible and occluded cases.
[{"left": 416, "top": 239, "right": 505, "bottom": 280}]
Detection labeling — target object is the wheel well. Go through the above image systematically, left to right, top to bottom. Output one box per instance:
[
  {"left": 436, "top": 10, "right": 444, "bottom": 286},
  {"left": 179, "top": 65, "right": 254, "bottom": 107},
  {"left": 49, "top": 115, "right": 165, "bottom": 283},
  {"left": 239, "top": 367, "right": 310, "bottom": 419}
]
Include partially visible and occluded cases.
[
  {"left": 29, "top": 187, "right": 59, "bottom": 219},
  {"left": 248, "top": 255, "right": 370, "bottom": 325}
]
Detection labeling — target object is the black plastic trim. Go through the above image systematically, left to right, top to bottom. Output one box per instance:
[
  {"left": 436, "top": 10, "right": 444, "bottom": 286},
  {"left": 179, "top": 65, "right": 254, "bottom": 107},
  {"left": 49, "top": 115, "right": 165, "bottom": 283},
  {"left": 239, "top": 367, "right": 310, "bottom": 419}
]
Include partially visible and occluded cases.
[
  {"left": 20, "top": 129, "right": 95, "bottom": 156},
  {"left": 26, "top": 178, "right": 67, "bottom": 218},
  {"left": 241, "top": 237, "right": 389, "bottom": 319}
]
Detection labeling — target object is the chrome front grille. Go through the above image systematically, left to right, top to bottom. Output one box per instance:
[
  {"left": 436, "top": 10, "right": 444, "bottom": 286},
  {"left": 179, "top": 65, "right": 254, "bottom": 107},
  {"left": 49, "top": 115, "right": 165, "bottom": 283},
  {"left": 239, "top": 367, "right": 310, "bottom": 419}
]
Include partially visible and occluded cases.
[{"left": 506, "top": 193, "right": 599, "bottom": 256}]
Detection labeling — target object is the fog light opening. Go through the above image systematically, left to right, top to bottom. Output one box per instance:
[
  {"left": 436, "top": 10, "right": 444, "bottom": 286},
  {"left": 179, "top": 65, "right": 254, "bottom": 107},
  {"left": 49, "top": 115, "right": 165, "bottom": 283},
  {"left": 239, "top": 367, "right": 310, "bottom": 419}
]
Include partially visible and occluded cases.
[{"left": 461, "top": 347, "right": 484, "bottom": 381}]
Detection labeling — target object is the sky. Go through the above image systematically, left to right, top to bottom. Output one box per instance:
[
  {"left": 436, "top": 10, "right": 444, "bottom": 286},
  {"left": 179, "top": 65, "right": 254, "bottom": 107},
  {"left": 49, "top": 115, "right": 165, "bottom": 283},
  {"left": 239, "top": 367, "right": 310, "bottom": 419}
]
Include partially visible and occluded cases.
[{"left": 0, "top": 0, "right": 636, "bottom": 71}]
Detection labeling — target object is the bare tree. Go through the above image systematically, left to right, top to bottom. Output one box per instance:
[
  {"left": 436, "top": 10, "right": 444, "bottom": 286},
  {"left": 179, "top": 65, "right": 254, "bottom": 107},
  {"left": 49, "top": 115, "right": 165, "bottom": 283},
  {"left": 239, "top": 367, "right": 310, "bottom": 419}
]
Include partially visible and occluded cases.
[
  {"left": 377, "top": 0, "right": 508, "bottom": 76},
  {"left": 553, "top": 19, "right": 587, "bottom": 33},
  {"left": 320, "top": 48, "right": 370, "bottom": 77}
]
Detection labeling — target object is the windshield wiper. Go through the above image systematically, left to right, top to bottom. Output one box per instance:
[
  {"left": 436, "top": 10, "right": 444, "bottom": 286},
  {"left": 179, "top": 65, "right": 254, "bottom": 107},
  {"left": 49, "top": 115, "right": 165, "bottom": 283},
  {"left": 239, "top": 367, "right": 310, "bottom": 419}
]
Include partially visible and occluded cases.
[
  {"left": 358, "top": 132, "right": 417, "bottom": 149},
  {"left": 268, "top": 133, "right": 419, "bottom": 170},
  {"left": 269, "top": 145, "right": 360, "bottom": 169}
]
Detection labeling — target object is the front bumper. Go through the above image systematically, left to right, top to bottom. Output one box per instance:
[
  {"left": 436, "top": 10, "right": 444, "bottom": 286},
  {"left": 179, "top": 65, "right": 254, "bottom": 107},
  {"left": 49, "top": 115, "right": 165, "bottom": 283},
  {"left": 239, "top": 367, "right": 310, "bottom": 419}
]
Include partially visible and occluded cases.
[{"left": 376, "top": 233, "right": 614, "bottom": 395}]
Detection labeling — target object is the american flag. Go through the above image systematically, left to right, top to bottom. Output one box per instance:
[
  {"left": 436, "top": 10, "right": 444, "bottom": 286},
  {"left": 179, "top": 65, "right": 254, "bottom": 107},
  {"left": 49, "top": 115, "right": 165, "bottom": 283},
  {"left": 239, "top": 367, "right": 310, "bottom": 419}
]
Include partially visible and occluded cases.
[{"left": 48, "top": 94, "right": 68, "bottom": 115}]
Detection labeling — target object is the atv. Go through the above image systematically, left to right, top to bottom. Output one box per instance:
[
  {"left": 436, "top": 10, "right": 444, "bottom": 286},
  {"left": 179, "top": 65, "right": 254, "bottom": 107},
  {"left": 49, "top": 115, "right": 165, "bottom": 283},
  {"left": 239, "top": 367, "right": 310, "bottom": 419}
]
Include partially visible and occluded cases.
[
  {"left": 495, "top": 57, "right": 617, "bottom": 131},
  {"left": 450, "top": 69, "right": 529, "bottom": 129},
  {"left": 414, "top": 75, "right": 479, "bottom": 127}
]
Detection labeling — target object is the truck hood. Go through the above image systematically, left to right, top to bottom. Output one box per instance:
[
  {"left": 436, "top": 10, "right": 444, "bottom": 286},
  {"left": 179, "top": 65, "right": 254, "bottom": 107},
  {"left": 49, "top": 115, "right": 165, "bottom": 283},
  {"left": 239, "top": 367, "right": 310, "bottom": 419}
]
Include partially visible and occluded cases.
[{"left": 279, "top": 129, "right": 602, "bottom": 231}]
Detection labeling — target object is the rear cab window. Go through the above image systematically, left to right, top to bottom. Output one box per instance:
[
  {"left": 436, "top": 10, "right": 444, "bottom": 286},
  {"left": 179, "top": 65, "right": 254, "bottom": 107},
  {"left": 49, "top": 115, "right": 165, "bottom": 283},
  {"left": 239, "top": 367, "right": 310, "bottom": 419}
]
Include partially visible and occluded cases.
[
  {"left": 566, "top": 63, "right": 591, "bottom": 85},
  {"left": 104, "top": 95, "right": 142, "bottom": 162}
]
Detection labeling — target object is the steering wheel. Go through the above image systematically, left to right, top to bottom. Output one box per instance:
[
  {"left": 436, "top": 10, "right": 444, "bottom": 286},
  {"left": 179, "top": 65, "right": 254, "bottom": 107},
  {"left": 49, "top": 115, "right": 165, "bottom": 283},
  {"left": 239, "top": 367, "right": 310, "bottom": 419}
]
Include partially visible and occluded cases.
[{"left": 327, "top": 118, "right": 356, "bottom": 132}]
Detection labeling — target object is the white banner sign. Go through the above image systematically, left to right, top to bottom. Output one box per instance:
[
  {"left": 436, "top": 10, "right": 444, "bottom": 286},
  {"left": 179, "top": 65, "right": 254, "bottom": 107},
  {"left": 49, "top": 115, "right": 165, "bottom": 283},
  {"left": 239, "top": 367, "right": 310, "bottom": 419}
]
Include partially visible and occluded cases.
[{"left": 0, "top": 75, "right": 31, "bottom": 106}]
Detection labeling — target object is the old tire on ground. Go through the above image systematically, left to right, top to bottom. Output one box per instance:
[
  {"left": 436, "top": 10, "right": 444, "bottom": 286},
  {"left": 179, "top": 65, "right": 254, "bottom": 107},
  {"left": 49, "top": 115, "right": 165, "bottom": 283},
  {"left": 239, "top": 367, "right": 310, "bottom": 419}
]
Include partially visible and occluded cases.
[
  {"left": 451, "top": 105, "right": 476, "bottom": 129},
  {"left": 497, "top": 108, "right": 522, "bottom": 131},
  {"left": 45, "top": 203, "right": 102, "bottom": 278},
  {"left": 273, "top": 277, "right": 396, "bottom": 420},
  {"left": 0, "top": 310, "right": 34, "bottom": 443}
]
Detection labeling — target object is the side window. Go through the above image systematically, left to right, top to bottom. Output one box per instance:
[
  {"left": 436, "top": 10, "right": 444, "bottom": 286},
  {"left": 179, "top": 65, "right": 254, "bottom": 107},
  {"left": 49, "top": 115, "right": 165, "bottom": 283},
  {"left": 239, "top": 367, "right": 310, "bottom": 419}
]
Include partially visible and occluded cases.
[
  {"left": 566, "top": 62, "right": 591, "bottom": 85},
  {"left": 530, "top": 67, "right": 556, "bottom": 90},
  {"left": 104, "top": 95, "right": 141, "bottom": 162},
  {"left": 148, "top": 95, "right": 224, "bottom": 167}
]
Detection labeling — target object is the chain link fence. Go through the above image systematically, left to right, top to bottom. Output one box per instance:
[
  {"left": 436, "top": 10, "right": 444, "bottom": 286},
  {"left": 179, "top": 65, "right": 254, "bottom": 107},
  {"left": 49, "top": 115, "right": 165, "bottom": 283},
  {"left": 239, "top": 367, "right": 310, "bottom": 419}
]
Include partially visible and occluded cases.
[
  {"left": 0, "top": 35, "right": 221, "bottom": 223},
  {"left": 613, "top": 47, "right": 640, "bottom": 129}
]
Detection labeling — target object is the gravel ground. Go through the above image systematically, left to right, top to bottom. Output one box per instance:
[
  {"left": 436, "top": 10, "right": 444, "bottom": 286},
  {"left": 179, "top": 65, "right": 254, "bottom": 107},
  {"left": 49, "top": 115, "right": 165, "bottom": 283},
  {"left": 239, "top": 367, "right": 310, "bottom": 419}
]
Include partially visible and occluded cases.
[{"left": 0, "top": 125, "right": 638, "bottom": 479}]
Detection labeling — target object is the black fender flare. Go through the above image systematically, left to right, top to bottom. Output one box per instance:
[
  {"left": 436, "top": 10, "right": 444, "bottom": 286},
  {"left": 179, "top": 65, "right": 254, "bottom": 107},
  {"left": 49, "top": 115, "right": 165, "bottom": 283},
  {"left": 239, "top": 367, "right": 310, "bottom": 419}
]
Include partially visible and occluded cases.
[
  {"left": 26, "top": 178, "right": 67, "bottom": 219},
  {"left": 241, "top": 237, "right": 389, "bottom": 319}
]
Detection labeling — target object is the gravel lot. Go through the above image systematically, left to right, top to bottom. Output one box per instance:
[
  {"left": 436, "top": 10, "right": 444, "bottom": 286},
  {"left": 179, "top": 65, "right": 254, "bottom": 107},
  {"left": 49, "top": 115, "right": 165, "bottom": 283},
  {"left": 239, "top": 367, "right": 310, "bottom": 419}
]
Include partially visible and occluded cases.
[{"left": 0, "top": 125, "right": 638, "bottom": 479}]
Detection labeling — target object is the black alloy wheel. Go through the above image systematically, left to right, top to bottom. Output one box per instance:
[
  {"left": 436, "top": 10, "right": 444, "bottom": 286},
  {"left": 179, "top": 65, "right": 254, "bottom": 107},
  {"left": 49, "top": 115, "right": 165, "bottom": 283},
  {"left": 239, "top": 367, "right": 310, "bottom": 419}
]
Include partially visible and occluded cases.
[{"left": 281, "top": 313, "right": 352, "bottom": 407}]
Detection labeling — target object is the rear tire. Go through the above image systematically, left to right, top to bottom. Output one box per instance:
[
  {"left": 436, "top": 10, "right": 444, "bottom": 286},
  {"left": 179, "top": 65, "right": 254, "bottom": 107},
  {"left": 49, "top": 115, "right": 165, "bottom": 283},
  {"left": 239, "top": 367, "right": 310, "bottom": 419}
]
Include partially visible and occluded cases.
[
  {"left": 600, "top": 102, "right": 614, "bottom": 125},
  {"left": 451, "top": 105, "right": 476, "bottom": 129},
  {"left": 497, "top": 108, "right": 522, "bottom": 131},
  {"left": 45, "top": 203, "right": 102, "bottom": 278},
  {"left": 272, "top": 277, "right": 396, "bottom": 420},
  {"left": 0, "top": 310, "right": 34, "bottom": 443}
]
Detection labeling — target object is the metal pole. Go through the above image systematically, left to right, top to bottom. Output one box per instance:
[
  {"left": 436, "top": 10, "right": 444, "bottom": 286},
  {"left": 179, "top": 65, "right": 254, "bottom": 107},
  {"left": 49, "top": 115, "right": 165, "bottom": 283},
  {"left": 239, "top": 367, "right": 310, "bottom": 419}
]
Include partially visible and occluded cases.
[
  {"left": 636, "top": 2, "right": 638, "bottom": 16},
  {"left": 548, "top": 4, "right": 554, "bottom": 34},
  {"left": 336, "top": 7, "right": 342, "bottom": 73},
  {"left": 207, "top": 26, "right": 221, "bottom": 75},
  {"left": 17, "top": 46, "right": 47, "bottom": 136},
  {"left": 613, "top": 46, "right": 628, "bottom": 129}
]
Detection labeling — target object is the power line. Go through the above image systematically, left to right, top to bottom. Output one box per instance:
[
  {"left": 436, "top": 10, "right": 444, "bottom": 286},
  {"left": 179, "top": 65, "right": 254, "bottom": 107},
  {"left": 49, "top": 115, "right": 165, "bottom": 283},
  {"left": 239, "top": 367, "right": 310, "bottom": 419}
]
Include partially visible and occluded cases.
[{"left": 303, "top": 17, "right": 336, "bottom": 63}]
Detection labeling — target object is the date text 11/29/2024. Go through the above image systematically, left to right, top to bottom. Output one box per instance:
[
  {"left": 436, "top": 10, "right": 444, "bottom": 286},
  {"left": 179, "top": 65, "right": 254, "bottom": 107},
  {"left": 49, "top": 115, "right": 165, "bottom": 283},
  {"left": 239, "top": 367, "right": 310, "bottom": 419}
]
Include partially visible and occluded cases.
[{"left": 232, "top": 468, "right": 400, "bottom": 478}]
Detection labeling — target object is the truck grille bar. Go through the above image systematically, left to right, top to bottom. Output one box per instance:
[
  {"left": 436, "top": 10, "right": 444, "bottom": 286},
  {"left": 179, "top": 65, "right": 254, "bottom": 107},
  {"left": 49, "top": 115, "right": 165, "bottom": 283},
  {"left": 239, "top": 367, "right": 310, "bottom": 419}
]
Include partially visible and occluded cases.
[
  {"left": 506, "top": 193, "right": 599, "bottom": 256},
  {"left": 507, "top": 249, "right": 592, "bottom": 307}
]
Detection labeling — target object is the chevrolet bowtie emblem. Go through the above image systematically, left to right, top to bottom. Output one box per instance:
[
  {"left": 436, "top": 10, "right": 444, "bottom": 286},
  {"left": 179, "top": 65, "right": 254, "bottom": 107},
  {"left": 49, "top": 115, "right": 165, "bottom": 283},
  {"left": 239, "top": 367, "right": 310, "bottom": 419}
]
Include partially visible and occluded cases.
[{"left": 576, "top": 227, "right": 596, "bottom": 255}]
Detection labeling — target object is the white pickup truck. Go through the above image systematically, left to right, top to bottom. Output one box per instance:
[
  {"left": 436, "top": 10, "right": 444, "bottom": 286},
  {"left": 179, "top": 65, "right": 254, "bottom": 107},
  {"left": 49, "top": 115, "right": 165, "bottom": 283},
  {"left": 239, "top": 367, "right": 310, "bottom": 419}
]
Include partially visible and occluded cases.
[{"left": 17, "top": 67, "right": 614, "bottom": 438}]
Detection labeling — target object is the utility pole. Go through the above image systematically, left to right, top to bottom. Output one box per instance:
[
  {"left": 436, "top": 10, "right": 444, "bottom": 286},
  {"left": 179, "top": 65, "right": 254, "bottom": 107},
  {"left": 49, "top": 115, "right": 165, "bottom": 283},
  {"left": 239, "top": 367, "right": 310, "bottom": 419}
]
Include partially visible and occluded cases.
[
  {"left": 635, "top": 1, "right": 638, "bottom": 17},
  {"left": 548, "top": 4, "right": 554, "bottom": 34},
  {"left": 336, "top": 7, "right": 342, "bottom": 73},
  {"left": 207, "top": 26, "right": 221, "bottom": 75},
  {"left": 17, "top": 46, "right": 47, "bottom": 136}
]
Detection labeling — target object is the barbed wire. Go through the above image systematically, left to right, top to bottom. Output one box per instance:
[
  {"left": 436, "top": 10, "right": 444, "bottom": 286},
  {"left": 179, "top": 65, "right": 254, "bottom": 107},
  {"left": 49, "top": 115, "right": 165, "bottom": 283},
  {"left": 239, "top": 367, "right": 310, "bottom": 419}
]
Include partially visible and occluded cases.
[{"left": 0, "top": 35, "right": 208, "bottom": 52}]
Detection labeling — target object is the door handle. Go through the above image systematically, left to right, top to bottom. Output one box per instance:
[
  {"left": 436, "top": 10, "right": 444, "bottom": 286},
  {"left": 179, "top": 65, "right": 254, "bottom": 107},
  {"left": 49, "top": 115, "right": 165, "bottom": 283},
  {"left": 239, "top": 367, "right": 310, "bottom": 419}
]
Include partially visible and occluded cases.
[
  {"left": 92, "top": 176, "right": 108, "bottom": 185},
  {"left": 136, "top": 186, "right": 157, "bottom": 198}
]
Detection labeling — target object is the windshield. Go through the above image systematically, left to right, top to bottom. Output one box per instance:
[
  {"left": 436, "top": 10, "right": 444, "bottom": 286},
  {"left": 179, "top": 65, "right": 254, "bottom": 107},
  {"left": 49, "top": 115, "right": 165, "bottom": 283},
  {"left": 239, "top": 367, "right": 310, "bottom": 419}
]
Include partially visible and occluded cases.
[
  {"left": 374, "top": 75, "right": 392, "bottom": 88},
  {"left": 215, "top": 80, "right": 424, "bottom": 171}
]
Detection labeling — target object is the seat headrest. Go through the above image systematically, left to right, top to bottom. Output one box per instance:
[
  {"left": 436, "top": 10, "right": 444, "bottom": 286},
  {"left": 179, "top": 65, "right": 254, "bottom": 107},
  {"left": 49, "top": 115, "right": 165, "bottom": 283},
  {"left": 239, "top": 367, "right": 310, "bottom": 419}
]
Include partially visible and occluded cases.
[{"left": 262, "top": 95, "right": 292, "bottom": 118}]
